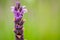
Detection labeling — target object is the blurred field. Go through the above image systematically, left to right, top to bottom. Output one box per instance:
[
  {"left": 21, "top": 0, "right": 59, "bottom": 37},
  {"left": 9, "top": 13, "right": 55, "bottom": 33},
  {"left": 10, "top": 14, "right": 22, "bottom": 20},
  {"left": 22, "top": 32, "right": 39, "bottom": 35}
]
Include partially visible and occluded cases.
[{"left": 0, "top": 0, "right": 60, "bottom": 40}]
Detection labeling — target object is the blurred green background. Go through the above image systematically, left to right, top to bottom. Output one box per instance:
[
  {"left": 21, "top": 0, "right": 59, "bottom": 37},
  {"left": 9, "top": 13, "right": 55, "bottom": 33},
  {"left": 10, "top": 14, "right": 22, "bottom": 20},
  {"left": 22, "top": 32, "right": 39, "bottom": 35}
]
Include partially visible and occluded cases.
[{"left": 0, "top": 0, "right": 60, "bottom": 40}]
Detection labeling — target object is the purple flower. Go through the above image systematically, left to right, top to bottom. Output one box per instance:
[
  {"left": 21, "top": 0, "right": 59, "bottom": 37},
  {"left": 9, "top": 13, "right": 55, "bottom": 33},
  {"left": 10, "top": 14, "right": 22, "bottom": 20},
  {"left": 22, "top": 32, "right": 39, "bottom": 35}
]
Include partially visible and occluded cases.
[
  {"left": 11, "top": 2, "right": 27, "bottom": 20},
  {"left": 11, "top": 2, "right": 27, "bottom": 40}
]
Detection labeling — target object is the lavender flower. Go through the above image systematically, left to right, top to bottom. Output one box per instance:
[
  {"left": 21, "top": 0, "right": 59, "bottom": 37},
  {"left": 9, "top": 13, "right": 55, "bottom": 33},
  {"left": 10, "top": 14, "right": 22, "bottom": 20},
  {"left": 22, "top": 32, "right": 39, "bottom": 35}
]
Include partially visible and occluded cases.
[
  {"left": 11, "top": 2, "right": 27, "bottom": 40},
  {"left": 11, "top": 2, "right": 27, "bottom": 20}
]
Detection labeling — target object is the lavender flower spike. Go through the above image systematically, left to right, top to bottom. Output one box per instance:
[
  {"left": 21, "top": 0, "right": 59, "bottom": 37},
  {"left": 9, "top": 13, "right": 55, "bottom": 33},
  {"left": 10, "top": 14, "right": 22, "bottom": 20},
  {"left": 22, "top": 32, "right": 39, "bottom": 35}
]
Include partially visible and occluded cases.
[{"left": 11, "top": 2, "right": 27, "bottom": 40}]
